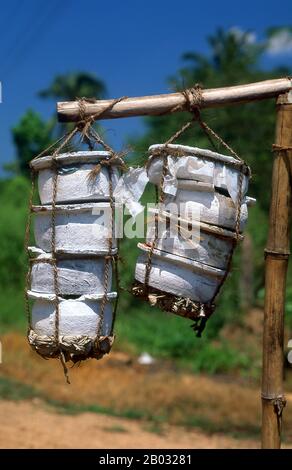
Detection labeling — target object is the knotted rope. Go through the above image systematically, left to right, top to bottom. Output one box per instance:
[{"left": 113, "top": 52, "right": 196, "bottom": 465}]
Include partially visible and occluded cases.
[
  {"left": 74, "top": 98, "right": 129, "bottom": 181},
  {"left": 272, "top": 144, "right": 292, "bottom": 152},
  {"left": 261, "top": 393, "right": 287, "bottom": 435}
]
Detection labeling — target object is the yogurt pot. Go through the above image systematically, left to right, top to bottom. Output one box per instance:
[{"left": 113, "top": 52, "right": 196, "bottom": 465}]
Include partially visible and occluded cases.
[
  {"left": 147, "top": 143, "right": 250, "bottom": 202},
  {"left": 30, "top": 151, "right": 120, "bottom": 205},
  {"left": 163, "top": 182, "right": 254, "bottom": 232},
  {"left": 32, "top": 202, "right": 117, "bottom": 255},
  {"left": 146, "top": 208, "right": 242, "bottom": 270},
  {"left": 135, "top": 243, "right": 225, "bottom": 303},
  {"left": 29, "top": 247, "right": 112, "bottom": 296},
  {"left": 28, "top": 291, "right": 116, "bottom": 338}
]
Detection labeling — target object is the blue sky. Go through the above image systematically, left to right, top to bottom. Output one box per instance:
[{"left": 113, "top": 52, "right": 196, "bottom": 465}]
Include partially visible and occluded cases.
[{"left": 0, "top": 0, "right": 291, "bottom": 174}]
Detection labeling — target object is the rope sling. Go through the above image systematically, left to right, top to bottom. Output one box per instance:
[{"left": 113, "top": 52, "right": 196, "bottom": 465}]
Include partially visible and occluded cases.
[
  {"left": 132, "top": 85, "right": 251, "bottom": 336},
  {"left": 24, "top": 103, "right": 127, "bottom": 382}
]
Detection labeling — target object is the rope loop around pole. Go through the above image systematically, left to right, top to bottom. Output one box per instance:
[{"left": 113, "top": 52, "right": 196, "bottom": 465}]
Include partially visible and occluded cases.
[
  {"left": 182, "top": 83, "right": 204, "bottom": 113},
  {"left": 76, "top": 95, "right": 128, "bottom": 127},
  {"left": 272, "top": 144, "right": 292, "bottom": 152},
  {"left": 261, "top": 393, "right": 287, "bottom": 435}
]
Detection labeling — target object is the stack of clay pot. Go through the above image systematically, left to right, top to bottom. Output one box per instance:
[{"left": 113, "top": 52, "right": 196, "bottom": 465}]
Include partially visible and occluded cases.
[
  {"left": 135, "top": 144, "right": 255, "bottom": 306},
  {"left": 27, "top": 151, "right": 119, "bottom": 347}
]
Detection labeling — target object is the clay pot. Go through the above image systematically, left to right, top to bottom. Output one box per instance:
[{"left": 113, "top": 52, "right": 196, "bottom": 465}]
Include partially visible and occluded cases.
[
  {"left": 147, "top": 143, "right": 250, "bottom": 200},
  {"left": 30, "top": 151, "right": 119, "bottom": 205},
  {"left": 163, "top": 182, "right": 254, "bottom": 232},
  {"left": 33, "top": 202, "right": 117, "bottom": 255},
  {"left": 146, "top": 208, "right": 242, "bottom": 270},
  {"left": 135, "top": 243, "right": 224, "bottom": 303},
  {"left": 29, "top": 248, "right": 112, "bottom": 296},
  {"left": 28, "top": 291, "right": 116, "bottom": 338}
]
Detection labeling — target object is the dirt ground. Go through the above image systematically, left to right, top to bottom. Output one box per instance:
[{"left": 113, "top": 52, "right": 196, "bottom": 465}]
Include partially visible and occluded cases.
[
  {"left": 0, "top": 331, "right": 292, "bottom": 449},
  {"left": 0, "top": 399, "right": 260, "bottom": 449}
]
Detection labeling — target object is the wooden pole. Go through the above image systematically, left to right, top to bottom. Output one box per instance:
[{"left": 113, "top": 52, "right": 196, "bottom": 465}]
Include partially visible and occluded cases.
[
  {"left": 57, "top": 78, "right": 292, "bottom": 122},
  {"left": 262, "top": 91, "right": 292, "bottom": 448}
]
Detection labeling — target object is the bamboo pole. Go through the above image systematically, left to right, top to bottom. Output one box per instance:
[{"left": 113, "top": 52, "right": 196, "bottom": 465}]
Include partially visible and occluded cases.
[
  {"left": 57, "top": 78, "right": 292, "bottom": 122},
  {"left": 262, "top": 92, "right": 292, "bottom": 449}
]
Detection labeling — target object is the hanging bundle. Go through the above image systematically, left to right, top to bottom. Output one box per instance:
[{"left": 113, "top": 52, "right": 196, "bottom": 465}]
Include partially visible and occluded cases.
[
  {"left": 132, "top": 86, "right": 255, "bottom": 335},
  {"left": 24, "top": 119, "right": 125, "bottom": 377}
]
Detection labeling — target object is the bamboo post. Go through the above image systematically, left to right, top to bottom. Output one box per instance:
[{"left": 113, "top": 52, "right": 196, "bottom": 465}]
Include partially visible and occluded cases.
[{"left": 262, "top": 91, "right": 292, "bottom": 448}]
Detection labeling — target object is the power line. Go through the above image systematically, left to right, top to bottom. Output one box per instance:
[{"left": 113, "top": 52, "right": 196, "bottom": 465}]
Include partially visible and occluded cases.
[{"left": 1, "top": 0, "right": 70, "bottom": 79}]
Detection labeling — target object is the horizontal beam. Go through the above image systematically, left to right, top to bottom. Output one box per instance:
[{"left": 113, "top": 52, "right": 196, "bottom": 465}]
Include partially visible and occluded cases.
[{"left": 57, "top": 78, "right": 292, "bottom": 123}]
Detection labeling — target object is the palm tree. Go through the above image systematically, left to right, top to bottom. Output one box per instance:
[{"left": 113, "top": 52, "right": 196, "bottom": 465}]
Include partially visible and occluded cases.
[
  {"left": 169, "top": 28, "right": 264, "bottom": 89},
  {"left": 39, "top": 72, "right": 107, "bottom": 101}
]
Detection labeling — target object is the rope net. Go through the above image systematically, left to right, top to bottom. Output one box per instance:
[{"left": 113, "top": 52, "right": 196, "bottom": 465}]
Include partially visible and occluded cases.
[
  {"left": 132, "top": 85, "right": 251, "bottom": 336},
  {"left": 24, "top": 115, "right": 126, "bottom": 381}
]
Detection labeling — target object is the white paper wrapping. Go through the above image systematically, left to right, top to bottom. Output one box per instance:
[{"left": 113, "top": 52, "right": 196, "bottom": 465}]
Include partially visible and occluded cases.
[
  {"left": 147, "top": 150, "right": 249, "bottom": 204},
  {"left": 30, "top": 151, "right": 120, "bottom": 205},
  {"left": 113, "top": 167, "right": 149, "bottom": 217},
  {"left": 135, "top": 244, "right": 224, "bottom": 303},
  {"left": 29, "top": 248, "right": 112, "bottom": 295},
  {"left": 28, "top": 291, "right": 116, "bottom": 338}
]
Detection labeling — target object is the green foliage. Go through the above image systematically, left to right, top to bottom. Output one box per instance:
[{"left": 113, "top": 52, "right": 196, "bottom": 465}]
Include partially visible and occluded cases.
[
  {"left": 266, "top": 26, "right": 292, "bottom": 38},
  {"left": 178, "top": 28, "right": 263, "bottom": 85},
  {"left": 39, "top": 72, "right": 106, "bottom": 101},
  {"left": 12, "top": 110, "right": 54, "bottom": 175},
  {"left": 0, "top": 177, "right": 30, "bottom": 286},
  {"left": 0, "top": 177, "right": 30, "bottom": 332},
  {"left": 285, "top": 285, "right": 292, "bottom": 328},
  {"left": 0, "top": 287, "right": 26, "bottom": 332},
  {"left": 115, "top": 304, "right": 251, "bottom": 374},
  {"left": 0, "top": 376, "right": 39, "bottom": 401}
]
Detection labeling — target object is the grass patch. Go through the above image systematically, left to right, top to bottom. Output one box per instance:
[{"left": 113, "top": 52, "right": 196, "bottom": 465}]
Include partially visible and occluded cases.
[
  {"left": 0, "top": 287, "right": 27, "bottom": 333},
  {"left": 115, "top": 302, "right": 253, "bottom": 375},
  {"left": 0, "top": 375, "right": 40, "bottom": 401},
  {"left": 50, "top": 400, "right": 160, "bottom": 422},
  {"left": 184, "top": 415, "right": 260, "bottom": 438},
  {"left": 142, "top": 422, "right": 166, "bottom": 436},
  {"left": 104, "top": 425, "right": 128, "bottom": 433}
]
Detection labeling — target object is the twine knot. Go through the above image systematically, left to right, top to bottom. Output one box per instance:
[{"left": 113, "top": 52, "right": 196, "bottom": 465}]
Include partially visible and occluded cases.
[
  {"left": 182, "top": 84, "right": 204, "bottom": 113},
  {"left": 76, "top": 95, "right": 128, "bottom": 124},
  {"left": 87, "top": 151, "right": 128, "bottom": 183},
  {"left": 274, "top": 396, "right": 287, "bottom": 417}
]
